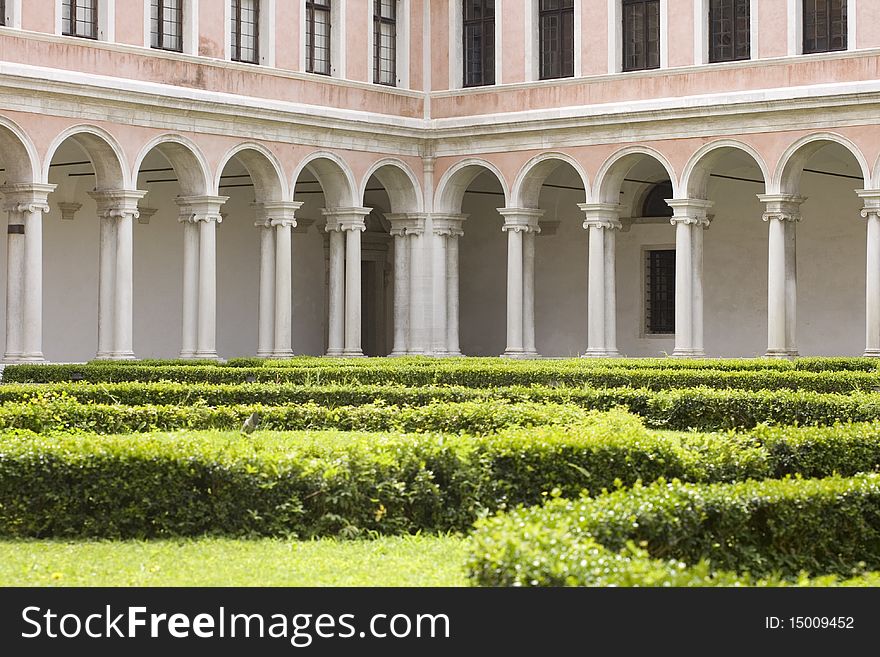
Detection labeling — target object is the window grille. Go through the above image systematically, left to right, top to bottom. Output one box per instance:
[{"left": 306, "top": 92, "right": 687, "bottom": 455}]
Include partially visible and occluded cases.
[
  {"left": 62, "top": 0, "right": 98, "bottom": 39},
  {"left": 151, "top": 0, "right": 183, "bottom": 52},
  {"left": 231, "top": 0, "right": 260, "bottom": 64},
  {"left": 306, "top": 0, "right": 332, "bottom": 75},
  {"left": 374, "top": 0, "right": 397, "bottom": 85},
  {"left": 463, "top": 0, "right": 495, "bottom": 87},
  {"left": 539, "top": 0, "right": 574, "bottom": 80},
  {"left": 623, "top": 0, "right": 660, "bottom": 71},
  {"left": 709, "top": 0, "right": 750, "bottom": 63},
  {"left": 803, "top": 0, "right": 846, "bottom": 54},
  {"left": 645, "top": 249, "right": 675, "bottom": 334}
]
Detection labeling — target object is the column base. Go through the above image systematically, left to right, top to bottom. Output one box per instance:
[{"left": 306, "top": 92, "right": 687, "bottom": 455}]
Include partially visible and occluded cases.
[
  {"left": 325, "top": 348, "right": 345, "bottom": 357},
  {"left": 256, "top": 349, "right": 274, "bottom": 358},
  {"left": 342, "top": 349, "right": 366, "bottom": 358},
  {"left": 582, "top": 349, "right": 621, "bottom": 358},
  {"left": 671, "top": 349, "right": 706, "bottom": 359},
  {"left": 764, "top": 349, "right": 798, "bottom": 359},
  {"left": 863, "top": 349, "right": 880, "bottom": 358},
  {"left": 178, "top": 350, "right": 197, "bottom": 359},
  {"left": 193, "top": 350, "right": 219, "bottom": 360},
  {"left": 271, "top": 350, "right": 295, "bottom": 359},
  {"left": 388, "top": 350, "right": 410, "bottom": 357},
  {"left": 502, "top": 350, "right": 538, "bottom": 360},
  {"left": 106, "top": 351, "right": 137, "bottom": 361},
  {"left": 2, "top": 352, "right": 21, "bottom": 363},
  {"left": 17, "top": 352, "right": 46, "bottom": 363}
]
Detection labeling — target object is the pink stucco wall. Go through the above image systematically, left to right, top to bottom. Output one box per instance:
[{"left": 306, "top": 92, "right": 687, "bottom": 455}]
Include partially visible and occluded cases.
[
  {"left": 115, "top": 0, "right": 145, "bottom": 47},
  {"left": 199, "top": 0, "right": 224, "bottom": 59},
  {"left": 276, "top": 0, "right": 300, "bottom": 72},
  {"left": 431, "top": 0, "right": 448, "bottom": 91},
  {"left": 667, "top": 0, "right": 694, "bottom": 68},
  {"left": 758, "top": 0, "right": 788, "bottom": 59},
  {"left": 346, "top": 1, "right": 369, "bottom": 83},
  {"left": 501, "top": 1, "right": 525, "bottom": 84}
]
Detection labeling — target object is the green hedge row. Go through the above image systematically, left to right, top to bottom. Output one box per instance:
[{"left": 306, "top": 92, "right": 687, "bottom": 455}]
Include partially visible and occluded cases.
[
  {"left": 6, "top": 363, "right": 880, "bottom": 392},
  {"left": 7, "top": 386, "right": 880, "bottom": 430},
  {"left": 4, "top": 412, "right": 880, "bottom": 539},
  {"left": 467, "top": 474, "right": 880, "bottom": 586}
]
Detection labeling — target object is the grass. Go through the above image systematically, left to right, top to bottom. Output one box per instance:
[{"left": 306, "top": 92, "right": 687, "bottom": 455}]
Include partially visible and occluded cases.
[{"left": 0, "top": 535, "right": 468, "bottom": 587}]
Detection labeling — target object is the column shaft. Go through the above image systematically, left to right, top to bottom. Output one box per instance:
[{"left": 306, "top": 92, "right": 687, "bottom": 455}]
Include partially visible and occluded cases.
[
  {"left": 21, "top": 209, "right": 44, "bottom": 361},
  {"left": 113, "top": 212, "right": 135, "bottom": 359},
  {"left": 866, "top": 212, "right": 880, "bottom": 355},
  {"left": 97, "top": 217, "right": 117, "bottom": 359},
  {"left": 766, "top": 218, "right": 788, "bottom": 356},
  {"left": 180, "top": 219, "right": 199, "bottom": 358},
  {"left": 196, "top": 219, "right": 217, "bottom": 358},
  {"left": 4, "top": 221, "right": 24, "bottom": 361},
  {"left": 673, "top": 221, "right": 694, "bottom": 356},
  {"left": 784, "top": 221, "right": 798, "bottom": 354},
  {"left": 273, "top": 222, "right": 293, "bottom": 357},
  {"left": 692, "top": 222, "right": 705, "bottom": 355},
  {"left": 257, "top": 225, "right": 275, "bottom": 357},
  {"left": 586, "top": 225, "right": 606, "bottom": 355},
  {"left": 343, "top": 227, "right": 363, "bottom": 356},
  {"left": 604, "top": 227, "right": 619, "bottom": 356},
  {"left": 504, "top": 228, "right": 524, "bottom": 355},
  {"left": 327, "top": 230, "right": 345, "bottom": 356},
  {"left": 523, "top": 230, "right": 536, "bottom": 355},
  {"left": 432, "top": 232, "right": 448, "bottom": 354},
  {"left": 408, "top": 233, "right": 424, "bottom": 353},
  {"left": 391, "top": 234, "right": 409, "bottom": 356},
  {"left": 446, "top": 235, "right": 461, "bottom": 356}
]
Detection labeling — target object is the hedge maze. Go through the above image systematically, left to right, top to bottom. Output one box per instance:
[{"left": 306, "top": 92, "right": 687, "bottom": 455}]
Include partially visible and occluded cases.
[{"left": 2, "top": 356, "right": 879, "bottom": 586}]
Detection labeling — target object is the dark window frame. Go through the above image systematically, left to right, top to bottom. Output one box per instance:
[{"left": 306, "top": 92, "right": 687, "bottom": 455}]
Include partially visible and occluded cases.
[
  {"left": 0, "top": 0, "right": 6, "bottom": 27},
  {"left": 62, "top": 0, "right": 99, "bottom": 40},
  {"left": 151, "top": 0, "right": 184, "bottom": 53},
  {"left": 231, "top": 0, "right": 260, "bottom": 65},
  {"left": 306, "top": 0, "right": 332, "bottom": 75},
  {"left": 373, "top": 0, "right": 397, "bottom": 86},
  {"left": 463, "top": 0, "right": 496, "bottom": 88},
  {"left": 538, "top": 0, "right": 574, "bottom": 81},
  {"left": 622, "top": 0, "right": 660, "bottom": 72},
  {"left": 709, "top": 0, "right": 750, "bottom": 63},
  {"left": 802, "top": 0, "right": 847, "bottom": 54},
  {"left": 645, "top": 248, "right": 676, "bottom": 335}
]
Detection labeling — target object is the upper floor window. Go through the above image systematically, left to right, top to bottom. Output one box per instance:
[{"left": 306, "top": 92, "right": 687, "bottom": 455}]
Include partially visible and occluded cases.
[
  {"left": 0, "top": 0, "right": 6, "bottom": 27},
  {"left": 62, "top": 0, "right": 98, "bottom": 39},
  {"left": 151, "top": 0, "right": 183, "bottom": 52},
  {"left": 231, "top": 0, "right": 259, "bottom": 64},
  {"left": 306, "top": 0, "right": 331, "bottom": 75},
  {"left": 374, "top": 0, "right": 396, "bottom": 85},
  {"left": 463, "top": 0, "right": 495, "bottom": 87},
  {"left": 539, "top": 0, "right": 574, "bottom": 80},
  {"left": 623, "top": 0, "right": 660, "bottom": 71},
  {"left": 709, "top": 0, "right": 749, "bottom": 63},
  {"left": 803, "top": 0, "right": 847, "bottom": 54}
]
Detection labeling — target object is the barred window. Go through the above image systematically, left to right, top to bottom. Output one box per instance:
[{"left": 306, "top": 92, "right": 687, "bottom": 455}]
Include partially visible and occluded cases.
[
  {"left": 62, "top": 0, "right": 98, "bottom": 39},
  {"left": 151, "top": 0, "right": 183, "bottom": 52},
  {"left": 231, "top": 0, "right": 259, "bottom": 64},
  {"left": 306, "top": 0, "right": 332, "bottom": 75},
  {"left": 374, "top": 0, "right": 396, "bottom": 86},
  {"left": 463, "top": 0, "right": 495, "bottom": 87},
  {"left": 539, "top": 0, "right": 574, "bottom": 80},
  {"left": 623, "top": 0, "right": 660, "bottom": 72},
  {"left": 709, "top": 0, "right": 749, "bottom": 63},
  {"left": 803, "top": 0, "right": 847, "bottom": 54},
  {"left": 645, "top": 249, "right": 675, "bottom": 335}
]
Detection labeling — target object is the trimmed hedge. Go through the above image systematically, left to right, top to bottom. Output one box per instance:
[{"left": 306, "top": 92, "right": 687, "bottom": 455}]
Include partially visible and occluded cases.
[
  {"left": 7, "top": 363, "right": 880, "bottom": 393},
  {"left": 7, "top": 385, "right": 880, "bottom": 430},
  {"left": 4, "top": 412, "right": 880, "bottom": 538},
  {"left": 467, "top": 474, "right": 880, "bottom": 586}
]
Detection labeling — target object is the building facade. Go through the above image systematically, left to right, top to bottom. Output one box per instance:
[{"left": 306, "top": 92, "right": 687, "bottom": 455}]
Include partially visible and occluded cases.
[{"left": 0, "top": 0, "right": 879, "bottom": 361}]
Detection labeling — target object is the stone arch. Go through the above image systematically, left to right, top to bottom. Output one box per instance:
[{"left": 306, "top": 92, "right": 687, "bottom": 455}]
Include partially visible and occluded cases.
[
  {"left": 0, "top": 116, "right": 41, "bottom": 183},
  {"left": 43, "top": 124, "right": 129, "bottom": 190},
  {"left": 773, "top": 132, "right": 870, "bottom": 195},
  {"left": 132, "top": 134, "right": 212, "bottom": 197},
  {"left": 680, "top": 139, "right": 770, "bottom": 199},
  {"left": 215, "top": 142, "right": 288, "bottom": 203},
  {"left": 593, "top": 145, "right": 678, "bottom": 204},
  {"left": 291, "top": 151, "right": 358, "bottom": 208},
  {"left": 511, "top": 152, "right": 589, "bottom": 208},
  {"left": 359, "top": 158, "right": 423, "bottom": 213},
  {"left": 434, "top": 158, "right": 510, "bottom": 214}
]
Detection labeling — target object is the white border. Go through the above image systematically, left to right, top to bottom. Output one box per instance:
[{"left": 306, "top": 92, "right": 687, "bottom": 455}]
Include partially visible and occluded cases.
[
  {"left": 3, "top": 0, "right": 22, "bottom": 28},
  {"left": 56, "top": 0, "right": 115, "bottom": 42},
  {"left": 143, "top": 0, "right": 199, "bottom": 55},
  {"left": 301, "top": 0, "right": 345, "bottom": 78},
  {"left": 369, "top": 0, "right": 410, "bottom": 88},
  {"left": 448, "top": 0, "right": 501, "bottom": 90},
  {"left": 527, "top": 0, "right": 581, "bottom": 81},
  {"left": 610, "top": 0, "right": 667, "bottom": 72},
  {"left": 694, "top": 0, "right": 759, "bottom": 66},
  {"left": 789, "top": 0, "right": 855, "bottom": 56}
]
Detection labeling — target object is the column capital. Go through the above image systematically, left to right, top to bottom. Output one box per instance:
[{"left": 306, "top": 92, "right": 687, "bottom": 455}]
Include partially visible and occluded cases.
[
  {"left": 0, "top": 182, "right": 56, "bottom": 216},
  {"left": 88, "top": 189, "right": 148, "bottom": 221},
  {"left": 857, "top": 189, "right": 880, "bottom": 219},
  {"left": 758, "top": 194, "right": 806, "bottom": 223},
  {"left": 175, "top": 195, "right": 228, "bottom": 224},
  {"left": 666, "top": 198, "right": 714, "bottom": 227},
  {"left": 255, "top": 201, "right": 303, "bottom": 228},
  {"left": 578, "top": 202, "right": 623, "bottom": 230},
  {"left": 322, "top": 206, "right": 371, "bottom": 232},
  {"left": 499, "top": 207, "right": 543, "bottom": 233},
  {"left": 386, "top": 212, "right": 429, "bottom": 236},
  {"left": 427, "top": 213, "right": 465, "bottom": 237}
]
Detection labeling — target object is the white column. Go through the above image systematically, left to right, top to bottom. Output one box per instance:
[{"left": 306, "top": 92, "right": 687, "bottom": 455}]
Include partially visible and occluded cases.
[
  {"left": 0, "top": 185, "right": 54, "bottom": 363},
  {"left": 857, "top": 190, "right": 880, "bottom": 356},
  {"left": 759, "top": 195, "right": 804, "bottom": 358},
  {"left": 176, "top": 196, "right": 228, "bottom": 360},
  {"left": 667, "top": 199, "right": 713, "bottom": 358},
  {"left": 266, "top": 201, "right": 301, "bottom": 358},
  {"left": 177, "top": 203, "right": 200, "bottom": 359},
  {"left": 579, "top": 203, "right": 622, "bottom": 357},
  {"left": 254, "top": 204, "right": 275, "bottom": 358},
  {"left": 325, "top": 208, "right": 370, "bottom": 358},
  {"left": 499, "top": 209, "right": 543, "bottom": 358},
  {"left": 97, "top": 214, "right": 116, "bottom": 359},
  {"left": 387, "top": 217, "right": 411, "bottom": 356},
  {"left": 445, "top": 220, "right": 464, "bottom": 356},
  {"left": 326, "top": 226, "right": 345, "bottom": 356},
  {"left": 407, "top": 227, "right": 426, "bottom": 353},
  {"left": 522, "top": 227, "right": 539, "bottom": 356},
  {"left": 432, "top": 230, "right": 448, "bottom": 355}
]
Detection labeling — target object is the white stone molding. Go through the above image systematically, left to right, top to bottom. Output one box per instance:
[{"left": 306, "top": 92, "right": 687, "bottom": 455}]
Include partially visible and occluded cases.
[
  {"left": 1, "top": 183, "right": 54, "bottom": 363},
  {"left": 858, "top": 189, "right": 880, "bottom": 357},
  {"left": 759, "top": 194, "right": 805, "bottom": 358},
  {"left": 666, "top": 198, "right": 714, "bottom": 358},
  {"left": 579, "top": 202, "right": 623, "bottom": 357},
  {"left": 498, "top": 208, "right": 543, "bottom": 358}
]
